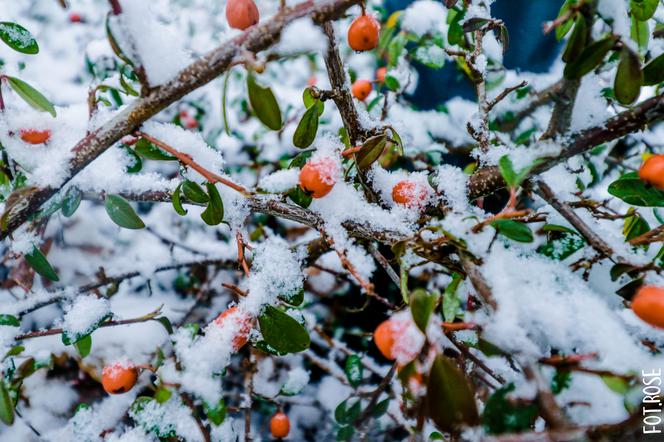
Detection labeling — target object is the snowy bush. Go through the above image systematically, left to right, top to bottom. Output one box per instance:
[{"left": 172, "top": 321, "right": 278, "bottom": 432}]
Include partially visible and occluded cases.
[{"left": 0, "top": 0, "right": 663, "bottom": 440}]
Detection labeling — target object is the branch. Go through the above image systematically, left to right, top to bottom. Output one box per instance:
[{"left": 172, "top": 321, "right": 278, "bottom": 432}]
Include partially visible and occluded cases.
[
  {"left": 0, "top": 0, "right": 361, "bottom": 240},
  {"left": 320, "top": 21, "right": 367, "bottom": 145},
  {"left": 536, "top": 181, "right": 616, "bottom": 259}
]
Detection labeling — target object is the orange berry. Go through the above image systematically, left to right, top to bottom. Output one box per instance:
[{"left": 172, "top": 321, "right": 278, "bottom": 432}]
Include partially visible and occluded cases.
[
  {"left": 225, "top": 0, "right": 259, "bottom": 30},
  {"left": 348, "top": 14, "right": 380, "bottom": 52},
  {"left": 376, "top": 67, "right": 387, "bottom": 83},
  {"left": 351, "top": 80, "right": 372, "bottom": 101},
  {"left": 184, "top": 117, "right": 199, "bottom": 129},
  {"left": 19, "top": 129, "right": 51, "bottom": 145},
  {"left": 638, "top": 154, "right": 664, "bottom": 190},
  {"left": 299, "top": 157, "right": 337, "bottom": 198},
  {"left": 392, "top": 180, "right": 429, "bottom": 207},
  {"left": 632, "top": 285, "right": 664, "bottom": 329},
  {"left": 213, "top": 306, "right": 253, "bottom": 350},
  {"left": 373, "top": 319, "right": 397, "bottom": 360},
  {"left": 101, "top": 362, "right": 138, "bottom": 394},
  {"left": 270, "top": 411, "right": 290, "bottom": 439}
]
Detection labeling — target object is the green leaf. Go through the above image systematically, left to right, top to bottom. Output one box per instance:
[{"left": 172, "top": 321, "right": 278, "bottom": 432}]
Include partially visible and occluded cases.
[
  {"left": 555, "top": 0, "right": 576, "bottom": 41},
  {"left": 630, "top": 0, "right": 658, "bottom": 21},
  {"left": 447, "top": 10, "right": 465, "bottom": 46},
  {"left": 562, "top": 13, "right": 587, "bottom": 64},
  {"left": 630, "top": 15, "right": 649, "bottom": 52},
  {"left": 463, "top": 18, "right": 489, "bottom": 33},
  {"left": 0, "top": 22, "right": 38, "bottom": 54},
  {"left": 388, "top": 33, "right": 407, "bottom": 66},
  {"left": 563, "top": 36, "right": 617, "bottom": 80},
  {"left": 614, "top": 47, "right": 642, "bottom": 105},
  {"left": 643, "top": 53, "right": 664, "bottom": 86},
  {"left": 247, "top": 72, "right": 282, "bottom": 130},
  {"left": 384, "top": 75, "right": 400, "bottom": 91},
  {"left": 5, "top": 76, "right": 56, "bottom": 117},
  {"left": 302, "top": 88, "right": 324, "bottom": 115},
  {"left": 293, "top": 104, "right": 319, "bottom": 148},
  {"left": 388, "top": 127, "right": 404, "bottom": 156},
  {"left": 356, "top": 133, "right": 387, "bottom": 170},
  {"left": 134, "top": 139, "right": 177, "bottom": 161},
  {"left": 122, "top": 147, "right": 143, "bottom": 173},
  {"left": 498, "top": 155, "right": 517, "bottom": 188},
  {"left": 608, "top": 172, "right": 664, "bottom": 206},
  {"left": 182, "top": 180, "right": 209, "bottom": 204},
  {"left": 171, "top": 183, "right": 187, "bottom": 216},
  {"left": 200, "top": 183, "right": 224, "bottom": 226},
  {"left": 288, "top": 186, "right": 312, "bottom": 209},
  {"left": 61, "top": 187, "right": 82, "bottom": 218},
  {"left": 105, "top": 194, "right": 145, "bottom": 229},
  {"left": 623, "top": 211, "right": 650, "bottom": 241},
  {"left": 491, "top": 219, "right": 534, "bottom": 243},
  {"left": 538, "top": 233, "right": 585, "bottom": 261},
  {"left": 25, "top": 246, "right": 59, "bottom": 281},
  {"left": 611, "top": 263, "right": 641, "bottom": 281},
  {"left": 443, "top": 273, "right": 463, "bottom": 323},
  {"left": 279, "top": 288, "right": 304, "bottom": 307},
  {"left": 410, "top": 289, "right": 439, "bottom": 333},
  {"left": 258, "top": 306, "right": 310, "bottom": 354},
  {"left": 0, "top": 315, "right": 20, "bottom": 327},
  {"left": 155, "top": 317, "right": 173, "bottom": 334},
  {"left": 74, "top": 334, "right": 92, "bottom": 358},
  {"left": 254, "top": 340, "right": 288, "bottom": 356},
  {"left": 4, "top": 345, "right": 24, "bottom": 359},
  {"left": 344, "top": 355, "right": 363, "bottom": 388},
  {"left": 427, "top": 355, "right": 479, "bottom": 432},
  {"left": 551, "top": 370, "right": 572, "bottom": 394},
  {"left": 602, "top": 375, "right": 631, "bottom": 394},
  {"left": 0, "top": 381, "right": 14, "bottom": 425},
  {"left": 482, "top": 383, "right": 537, "bottom": 434},
  {"left": 154, "top": 387, "right": 172, "bottom": 404},
  {"left": 204, "top": 398, "right": 227, "bottom": 426},
  {"left": 372, "top": 398, "right": 390, "bottom": 418},
  {"left": 335, "top": 399, "right": 361, "bottom": 424},
  {"left": 336, "top": 425, "right": 354, "bottom": 441}
]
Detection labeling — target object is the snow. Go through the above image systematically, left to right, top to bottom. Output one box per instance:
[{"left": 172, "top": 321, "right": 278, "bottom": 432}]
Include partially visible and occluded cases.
[
  {"left": 112, "top": 0, "right": 192, "bottom": 86},
  {"left": 401, "top": 0, "right": 448, "bottom": 38},
  {"left": 274, "top": 18, "right": 328, "bottom": 55},
  {"left": 570, "top": 73, "right": 611, "bottom": 133},
  {"left": 258, "top": 168, "right": 299, "bottom": 193},
  {"left": 62, "top": 295, "right": 110, "bottom": 338}
]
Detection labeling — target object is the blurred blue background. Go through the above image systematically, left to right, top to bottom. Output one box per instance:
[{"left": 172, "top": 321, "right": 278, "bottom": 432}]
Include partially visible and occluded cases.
[{"left": 384, "top": 0, "right": 563, "bottom": 108}]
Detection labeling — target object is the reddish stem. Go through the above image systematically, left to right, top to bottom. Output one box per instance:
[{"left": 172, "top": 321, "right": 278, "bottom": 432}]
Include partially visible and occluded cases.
[{"left": 136, "top": 131, "right": 252, "bottom": 197}]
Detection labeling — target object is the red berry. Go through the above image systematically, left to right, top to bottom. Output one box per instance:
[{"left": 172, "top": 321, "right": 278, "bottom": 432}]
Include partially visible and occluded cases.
[
  {"left": 226, "top": 0, "right": 260, "bottom": 30},
  {"left": 69, "top": 13, "right": 83, "bottom": 23},
  {"left": 348, "top": 14, "right": 380, "bottom": 52},
  {"left": 376, "top": 67, "right": 387, "bottom": 83},
  {"left": 351, "top": 80, "right": 372, "bottom": 101},
  {"left": 184, "top": 117, "right": 199, "bottom": 129},
  {"left": 19, "top": 129, "right": 51, "bottom": 145},
  {"left": 638, "top": 155, "right": 664, "bottom": 190},
  {"left": 299, "top": 157, "right": 338, "bottom": 198},
  {"left": 392, "top": 180, "right": 429, "bottom": 207},
  {"left": 632, "top": 285, "right": 664, "bottom": 329},
  {"left": 213, "top": 306, "right": 253, "bottom": 350},
  {"left": 101, "top": 362, "right": 138, "bottom": 394},
  {"left": 270, "top": 412, "right": 290, "bottom": 439}
]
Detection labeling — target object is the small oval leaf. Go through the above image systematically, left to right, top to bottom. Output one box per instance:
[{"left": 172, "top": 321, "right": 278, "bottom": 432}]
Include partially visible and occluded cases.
[
  {"left": 562, "top": 13, "right": 587, "bottom": 64},
  {"left": 0, "top": 22, "right": 38, "bottom": 54},
  {"left": 563, "top": 36, "right": 617, "bottom": 80},
  {"left": 614, "top": 47, "right": 642, "bottom": 105},
  {"left": 643, "top": 53, "right": 664, "bottom": 86},
  {"left": 247, "top": 72, "right": 282, "bottom": 130},
  {"left": 6, "top": 76, "right": 56, "bottom": 117},
  {"left": 293, "top": 104, "right": 319, "bottom": 148},
  {"left": 356, "top": 134, "right": 387, "bottom": 170},
  {"left": 182, "top": 181, "right": 209, "bottom": 204},
  {"left": 200, "top": 183, "right": 224, "bottom": 226},
  {"left": 105, "top": 194, "right": 145, "bottom": 229},
  {"left": 490, "top": 219, "right": 534, "bottom": 243},
  {"left": 25, "top": 246, "right": 59, "bottom": 282},
  {"left": 258, "top": 306, "right": 310, "bottom": 354},
  {"left": 427, "top": 355, "right": 479, "bottom": 432}
]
